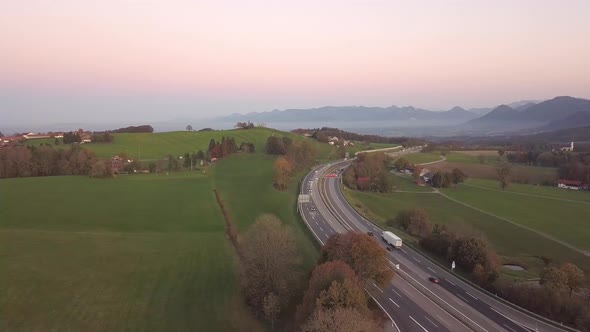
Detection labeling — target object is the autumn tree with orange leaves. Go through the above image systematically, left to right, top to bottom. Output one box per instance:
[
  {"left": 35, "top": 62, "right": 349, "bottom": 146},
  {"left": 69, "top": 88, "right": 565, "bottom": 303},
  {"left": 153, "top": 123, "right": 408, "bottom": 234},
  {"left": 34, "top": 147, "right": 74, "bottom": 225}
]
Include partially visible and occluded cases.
[{"left": 319, "top": 232, "right": 394, "bottom": 286}]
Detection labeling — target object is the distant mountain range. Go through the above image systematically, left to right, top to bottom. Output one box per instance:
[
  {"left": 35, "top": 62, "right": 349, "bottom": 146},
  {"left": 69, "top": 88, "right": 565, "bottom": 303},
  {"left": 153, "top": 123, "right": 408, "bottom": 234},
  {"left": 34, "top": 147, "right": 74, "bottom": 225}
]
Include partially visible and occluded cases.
[
  {"left": 214, "top": 96, "right": 590, "bottom": 136},
  {"left": 463, "top": 96, "right": 590, "bottom": 133},
  {"left": 218, "top": 105, "right": 482, "bottom": 126}
]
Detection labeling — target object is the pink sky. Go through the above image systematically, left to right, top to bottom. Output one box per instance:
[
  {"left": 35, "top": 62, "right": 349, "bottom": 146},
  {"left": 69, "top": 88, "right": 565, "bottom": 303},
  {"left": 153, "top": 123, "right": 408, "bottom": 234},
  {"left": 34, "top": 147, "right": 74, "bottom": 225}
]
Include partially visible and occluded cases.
[{"left": 1, "top": 0, "right": 589, "bottom": 123}]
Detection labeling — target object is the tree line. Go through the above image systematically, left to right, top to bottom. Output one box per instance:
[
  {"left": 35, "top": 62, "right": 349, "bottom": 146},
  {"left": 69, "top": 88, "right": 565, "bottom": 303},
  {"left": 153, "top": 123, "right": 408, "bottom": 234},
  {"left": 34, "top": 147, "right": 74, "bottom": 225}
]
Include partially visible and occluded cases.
[
  {"left": 266, "top": 135, "right": 317, "bottom": 190},
  {"left": 0, "top": 145, "right": 110, "bottom": 179},
  {"left": 507, "top": 150, "right": 590, "bottom": 183},
  {"left": 342, "top": 152, "right": 392, "bottom": 193},
  {"left": 389, "top": 208, "right": 590, "bottom": 330},
  {"left": 239, "top": 214, "right": 393, "bottom": 331}
]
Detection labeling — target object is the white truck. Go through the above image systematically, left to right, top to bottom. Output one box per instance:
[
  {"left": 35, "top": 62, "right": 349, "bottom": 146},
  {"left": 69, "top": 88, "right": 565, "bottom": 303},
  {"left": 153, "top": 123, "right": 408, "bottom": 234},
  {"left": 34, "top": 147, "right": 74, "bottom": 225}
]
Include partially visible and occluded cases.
[{"left": 382, "top": 231, "right": 402, "bottom": 249}]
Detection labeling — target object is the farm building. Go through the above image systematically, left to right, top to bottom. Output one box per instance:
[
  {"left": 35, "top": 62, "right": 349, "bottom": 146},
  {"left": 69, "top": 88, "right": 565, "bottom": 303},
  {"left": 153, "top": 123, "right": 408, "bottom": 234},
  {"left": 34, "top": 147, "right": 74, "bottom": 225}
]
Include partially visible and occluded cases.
[{"left": 557, "top": 179, "right": 587, "bottom": 190}]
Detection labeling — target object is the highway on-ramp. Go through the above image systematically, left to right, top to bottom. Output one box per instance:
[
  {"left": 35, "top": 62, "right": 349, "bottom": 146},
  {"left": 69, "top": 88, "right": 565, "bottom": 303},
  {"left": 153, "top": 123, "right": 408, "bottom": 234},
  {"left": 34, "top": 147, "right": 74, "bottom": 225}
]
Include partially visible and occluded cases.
[{"left": 298, "top": 157, "right": 573, "bottom": 332}]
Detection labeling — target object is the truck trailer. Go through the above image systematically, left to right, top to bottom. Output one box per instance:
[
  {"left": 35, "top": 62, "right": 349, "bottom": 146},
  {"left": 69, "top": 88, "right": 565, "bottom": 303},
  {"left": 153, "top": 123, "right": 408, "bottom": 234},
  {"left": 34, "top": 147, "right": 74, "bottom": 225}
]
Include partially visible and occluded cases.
[{"left": 381, "top": 231, "right": 402, "bottom": 249}]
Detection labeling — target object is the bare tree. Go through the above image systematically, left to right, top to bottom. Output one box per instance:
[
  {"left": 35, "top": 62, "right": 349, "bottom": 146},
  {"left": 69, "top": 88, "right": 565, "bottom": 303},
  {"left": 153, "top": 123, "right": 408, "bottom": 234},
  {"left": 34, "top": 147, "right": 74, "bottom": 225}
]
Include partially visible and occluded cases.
[
  {"left": 186, "top": 124, "right": 193, "bottom": 131},
  {"left": 497, "top": 163, "right": 511, "bottom": 190},
  {"left": 240, "top": 214, "right": 301, "bottom": 317},
  {"left": 560, "top": 263, "right": 585, "bottom": 297},
  {"left": 263, "top": 292, "right": 280, "bottom": 329},
  {"left": 301, "top": 307, "right": 377, "bottom": 332}
]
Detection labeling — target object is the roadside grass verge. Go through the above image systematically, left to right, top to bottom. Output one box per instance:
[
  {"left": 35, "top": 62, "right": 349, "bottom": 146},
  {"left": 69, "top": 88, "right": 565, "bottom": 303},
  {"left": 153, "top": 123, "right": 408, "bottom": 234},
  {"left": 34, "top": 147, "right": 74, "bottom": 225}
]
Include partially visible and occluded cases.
[{"left": 342, "top": 187, "right": 590, "bottom": 276}]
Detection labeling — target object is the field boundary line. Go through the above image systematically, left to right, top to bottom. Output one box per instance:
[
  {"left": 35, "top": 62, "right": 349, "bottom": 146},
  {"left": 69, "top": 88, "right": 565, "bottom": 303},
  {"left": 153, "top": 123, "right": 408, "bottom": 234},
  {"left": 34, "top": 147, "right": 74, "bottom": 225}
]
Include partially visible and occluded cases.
[
  {"left": 461, "top": 183, "right": 590, "bottom": 205},
  {"left": 436, "top": 190, "right": 590, "bottom": 257}
]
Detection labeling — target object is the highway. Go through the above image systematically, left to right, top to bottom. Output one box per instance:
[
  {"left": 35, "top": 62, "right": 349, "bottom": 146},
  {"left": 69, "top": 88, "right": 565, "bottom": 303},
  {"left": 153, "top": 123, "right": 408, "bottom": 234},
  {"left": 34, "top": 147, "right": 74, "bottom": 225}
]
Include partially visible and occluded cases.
[{"left": 298, "top": 156, "right": 572, "bottom": 332}]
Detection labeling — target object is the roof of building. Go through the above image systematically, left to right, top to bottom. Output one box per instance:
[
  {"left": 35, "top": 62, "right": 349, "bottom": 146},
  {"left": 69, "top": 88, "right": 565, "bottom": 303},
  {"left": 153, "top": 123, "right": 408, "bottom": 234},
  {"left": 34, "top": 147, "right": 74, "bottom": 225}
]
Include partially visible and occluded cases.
[{"left": 558, "top": 179, "right": 583, "bottom": 186}]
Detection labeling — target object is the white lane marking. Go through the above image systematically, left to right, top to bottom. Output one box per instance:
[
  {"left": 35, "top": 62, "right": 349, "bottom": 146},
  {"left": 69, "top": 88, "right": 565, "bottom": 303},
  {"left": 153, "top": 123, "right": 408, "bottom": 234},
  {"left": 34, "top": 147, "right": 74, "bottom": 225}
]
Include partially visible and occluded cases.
[
  {"left": 311, "top": 214, "right": 315, "bottom": 220},
  {"left": 314, "top": 221, "right": 318, "bottom": 225},
  {"left": 319, "top": 227, "right": 324, "bottom": 232},
  {"left": 400, "top": 248, "right": 408, "bottom": 254},
  {"left": 412, "top": 256, "right": 421, "bottom": 263},
  {"left": 427, "top": 267, "right": 436, "bottom": 273},
  {"left": 396, "top": 269, "right": 487, "bottom": 332},
  {"left": 447, "top": 279, "right": 456, "bottom": 286},
  {"left": 372, "top": 282, "right": 384, "bottom": 293},
  {"left": 391, "top": 288, "right": 402, "bottom": 297},
  {"left": 465, "top": 291, "right": 478, "bottom": 300},
  {"left": 368, "top": 293, "right": 400, "bottom": 332},
  {"left": 456, "top": 294, "right": 469, "bottom": 303},
  {"left": 388, "top": 297, "right": 400, "bottom": 308},
  {"left": 489, "top": 306, "right": 535, "bottom": 331},
  {"left": 435, "top": 315, "right": 449, "bottom": 326},
  {"left": 409, "top": 316, "right": 429, "bottom": 332},
  {"left": 424, "top": 316, "right": 439, "bottom": 328},
  {"left": 504, "top": 324, "right": 517, "bottom": 332}
]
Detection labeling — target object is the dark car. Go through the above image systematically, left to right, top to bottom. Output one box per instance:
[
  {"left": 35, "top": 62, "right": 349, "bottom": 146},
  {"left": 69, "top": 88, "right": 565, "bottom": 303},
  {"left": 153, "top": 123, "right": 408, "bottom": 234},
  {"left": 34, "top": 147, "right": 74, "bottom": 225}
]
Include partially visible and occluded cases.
[
  {"left": 367, "top": 231, "right": 373, "bottom": 236},
  {"left": 386, "top": 246, "right": 394, "bottom": 251},
  {"left": 429, "top": 277, "right": 440, "bottom": 284}
]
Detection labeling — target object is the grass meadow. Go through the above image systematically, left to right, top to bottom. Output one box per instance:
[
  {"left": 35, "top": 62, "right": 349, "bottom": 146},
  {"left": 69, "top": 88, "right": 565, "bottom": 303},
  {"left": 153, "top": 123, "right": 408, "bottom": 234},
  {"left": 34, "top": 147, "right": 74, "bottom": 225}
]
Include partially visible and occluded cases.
[
  {"left": 0, "top": 173, "right": 261, "bottom": 332},
  {"left": 343, "top": 181, "right": 590, "bottom": 276}
]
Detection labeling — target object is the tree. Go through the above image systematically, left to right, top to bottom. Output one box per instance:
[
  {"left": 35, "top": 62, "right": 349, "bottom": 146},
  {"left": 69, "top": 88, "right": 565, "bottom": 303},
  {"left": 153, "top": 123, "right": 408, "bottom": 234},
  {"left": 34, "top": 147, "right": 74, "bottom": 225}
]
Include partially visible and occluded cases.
[
  {"left": 186, "top": 124, "right": 193, "bottom": 131},
  {"left": 0, "top": 131, "right": 3, "bottom": 138},
  {"left": 54, "top": 138, "right": 60, "bottom": 145},
  {"left": 208, "top": 138, "right": 217, "bottom": 153},
  {"left": 336, "top": 145, "right": 346, "bottom": 158},
  {"left": 196, "top": 149, "right": 205, "bottom": 161},
  {"left": 498, "top": 149, "right": 505, "bottom": 157},
  {"left": 183, "top": 153, "right": 191, "bottom": 168},
  {"left": 477, "top": 155, "right": 486, "bottom": 164},
  {"left": 273, "top": 157, "right": 294, "bottom": 190},
  {"left": 393, "top": 157, "right": 411, "bottom": 170},
  {"left": 89, "top": 159, "right": 113, "bottom": 178},
  {"left": 148, "top": 162, "right": 157, "bottom": 173},
  {"left": 497, "top": 163, "right": 511, "bottom": 190},
  {"left": 451, "top": 168, "right": 467, "bottom": 184},
  {"left": 431, "top": 171, "right": 444, "bottom": 188},
  {"left": 391, "top": 208, "right": 431, "bottom": 237},
  {"left": 240, "top": 214, "right": 301, "bottom": 317},
  {"left": 320, "top": 232, "right": 394, "bottom": 286},
  {"left": 448, "top": 237, "right": 489, "bottom": 272},
  {"left": 296, "top": 261, "right": 359, "bottom": 325},
  {"left": 560, "top": 263, "right": 585, "bottom": 297},
  {"left": 540, "top": 267, "right": 568, "bottom": 291},
  {"left": 263, "top": 292, "right": 280, "bottom": 329},
  {"left": 301, "top": 306, "right": 376, "bottom": 332}
]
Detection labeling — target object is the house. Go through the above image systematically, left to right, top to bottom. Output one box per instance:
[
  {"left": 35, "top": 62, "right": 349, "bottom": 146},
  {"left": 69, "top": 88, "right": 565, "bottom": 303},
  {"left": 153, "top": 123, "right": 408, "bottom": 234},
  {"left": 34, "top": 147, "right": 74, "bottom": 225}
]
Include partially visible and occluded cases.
[
  {"left": 23, "top": 133, "right": 51, "bottom": 140},
  {"left": 81, "top": 134, "right": 92, "bottom": 143},
  {"left": 1, "top": 136, "right": 24, "bottom": 143},
  {"left": 561, "top": 142, "right": 575, "bottom": 152},
  {"left": 419, "top": 168, "right": 430, "bottom": 177},
  {"left": 422, "top": 172, "right": 434, "bottom": 183},
  {"left": 416, "top": 179, "right": 427, "bottom": 186},
  {"left": 557, "top": 179, "right": 586, "bottom": 190}
]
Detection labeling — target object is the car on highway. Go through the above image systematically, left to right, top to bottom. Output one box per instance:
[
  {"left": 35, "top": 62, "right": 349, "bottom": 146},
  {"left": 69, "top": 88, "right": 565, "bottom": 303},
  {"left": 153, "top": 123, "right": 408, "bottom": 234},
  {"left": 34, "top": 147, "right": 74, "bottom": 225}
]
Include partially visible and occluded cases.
[
  {"left": 310, "top": 206, "right": 316, "bottom": 211},
  {"left": 367, "top": 231, "right": 373, "bottom": 236},
  {"left": 386, "top": 246, "right": 394, "bottom": 251},
  {"left": 428, "top": 277, "right": 440, "bottom": 284}
]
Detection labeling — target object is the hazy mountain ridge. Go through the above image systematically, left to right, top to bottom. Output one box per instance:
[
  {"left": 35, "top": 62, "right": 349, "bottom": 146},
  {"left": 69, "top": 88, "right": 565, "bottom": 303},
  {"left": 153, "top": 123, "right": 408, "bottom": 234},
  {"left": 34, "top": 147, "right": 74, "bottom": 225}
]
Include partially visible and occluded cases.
[{"left": 463, "top": 96, "right": 590, "bottom": 133}]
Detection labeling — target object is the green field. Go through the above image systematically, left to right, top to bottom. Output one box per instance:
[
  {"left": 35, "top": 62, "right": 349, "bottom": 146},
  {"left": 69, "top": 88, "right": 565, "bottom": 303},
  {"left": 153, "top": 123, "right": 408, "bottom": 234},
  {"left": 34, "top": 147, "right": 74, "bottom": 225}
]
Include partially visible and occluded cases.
[
  {"left": 26, "top": 128, "right": 396, "bottom": 162},
  {"left": 403, "top": 152, "right": 444, "bottom": 165},
  {"left": 212, "top": 153, "right": 319, "bottom": 268},
  {"left": 0, "top": 173, "right": 262, "bottom": 332},
  {"left": 463, "top": 178, "right": 590, "bottom": 203},
  {"left": 441, "top": 183, "right": 590, "bottom": 252},
  {"left": 343, "top": 184, "right": 590, "bottom": 276}
]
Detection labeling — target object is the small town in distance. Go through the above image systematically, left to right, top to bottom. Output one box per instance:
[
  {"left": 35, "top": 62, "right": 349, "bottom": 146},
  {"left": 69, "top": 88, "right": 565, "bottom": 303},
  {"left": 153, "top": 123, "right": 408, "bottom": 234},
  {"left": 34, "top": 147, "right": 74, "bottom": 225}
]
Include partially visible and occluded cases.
[{"left": 2, "top": 1, "right": 590, "bottom": 332}]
